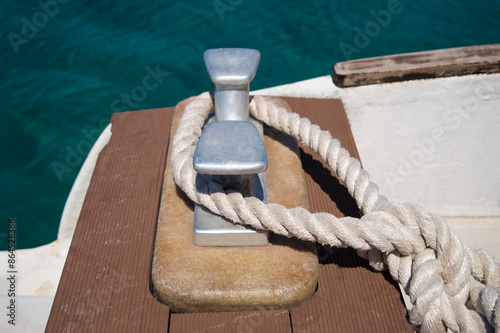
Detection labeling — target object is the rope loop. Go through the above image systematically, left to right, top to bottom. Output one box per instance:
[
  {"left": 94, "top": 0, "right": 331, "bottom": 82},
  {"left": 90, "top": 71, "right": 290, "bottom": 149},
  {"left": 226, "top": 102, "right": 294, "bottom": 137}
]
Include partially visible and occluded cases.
[{"left": 171, "top": 92, "right": 500, "bottom": 332}]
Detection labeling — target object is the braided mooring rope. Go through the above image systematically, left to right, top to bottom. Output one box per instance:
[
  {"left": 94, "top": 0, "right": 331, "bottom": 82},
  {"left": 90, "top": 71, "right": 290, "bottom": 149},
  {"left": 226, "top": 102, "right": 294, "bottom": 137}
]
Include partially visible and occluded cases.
[{"left": 171, "top": 92, "right": 500, "bottom": 332}]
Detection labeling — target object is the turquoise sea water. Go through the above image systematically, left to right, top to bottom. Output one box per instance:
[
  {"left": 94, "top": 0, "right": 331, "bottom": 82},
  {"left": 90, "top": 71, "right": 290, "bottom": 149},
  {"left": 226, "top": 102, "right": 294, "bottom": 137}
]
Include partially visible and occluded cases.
[{"left": 1, "top": 0, "right": 499, "bottom": 249}]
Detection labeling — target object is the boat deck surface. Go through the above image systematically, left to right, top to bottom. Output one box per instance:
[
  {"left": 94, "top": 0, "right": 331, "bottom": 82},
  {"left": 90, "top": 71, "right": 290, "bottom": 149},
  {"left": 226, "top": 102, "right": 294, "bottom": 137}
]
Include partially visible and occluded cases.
[{"left": 46, "top": 97, "right": 413, "bottom": 332}]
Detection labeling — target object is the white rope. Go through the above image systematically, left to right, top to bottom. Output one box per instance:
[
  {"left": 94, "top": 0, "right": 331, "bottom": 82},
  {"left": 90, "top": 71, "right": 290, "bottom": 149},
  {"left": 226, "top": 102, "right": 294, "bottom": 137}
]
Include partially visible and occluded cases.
[{"left": 171, "top": 92, "right": 500, "bottom": 332}]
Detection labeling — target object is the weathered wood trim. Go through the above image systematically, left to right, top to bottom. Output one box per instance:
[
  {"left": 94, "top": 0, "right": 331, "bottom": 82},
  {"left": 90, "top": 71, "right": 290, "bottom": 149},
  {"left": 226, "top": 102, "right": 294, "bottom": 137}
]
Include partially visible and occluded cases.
[{"left": 333, "top": 44, "right": 500, "bottom": 87}]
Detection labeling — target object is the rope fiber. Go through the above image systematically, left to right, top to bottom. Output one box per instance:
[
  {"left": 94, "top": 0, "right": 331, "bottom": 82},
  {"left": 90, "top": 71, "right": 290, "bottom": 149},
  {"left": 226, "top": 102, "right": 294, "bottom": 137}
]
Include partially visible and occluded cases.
[{"left": 171, "top": 92, "right": 500, "bottom": 332}]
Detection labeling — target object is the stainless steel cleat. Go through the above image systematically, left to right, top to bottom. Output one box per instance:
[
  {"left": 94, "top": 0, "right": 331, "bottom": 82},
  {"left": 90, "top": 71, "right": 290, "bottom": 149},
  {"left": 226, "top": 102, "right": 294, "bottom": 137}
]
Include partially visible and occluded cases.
[{"left": 192, "top": 48, "right": 269, "bottom": 246}]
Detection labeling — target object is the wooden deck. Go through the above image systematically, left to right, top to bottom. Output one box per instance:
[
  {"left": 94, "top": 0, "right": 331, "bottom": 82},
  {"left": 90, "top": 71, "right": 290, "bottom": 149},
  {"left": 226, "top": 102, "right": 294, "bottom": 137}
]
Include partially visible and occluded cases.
[{"left": 46, "top": 97, "right": 413, "bottom": 332}]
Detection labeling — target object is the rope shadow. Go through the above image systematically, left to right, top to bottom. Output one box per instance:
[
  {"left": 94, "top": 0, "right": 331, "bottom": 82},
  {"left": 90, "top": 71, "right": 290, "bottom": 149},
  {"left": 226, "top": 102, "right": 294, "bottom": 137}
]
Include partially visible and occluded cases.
[{"left": 299, "top": 148, "right": 361, "bottom": 219}]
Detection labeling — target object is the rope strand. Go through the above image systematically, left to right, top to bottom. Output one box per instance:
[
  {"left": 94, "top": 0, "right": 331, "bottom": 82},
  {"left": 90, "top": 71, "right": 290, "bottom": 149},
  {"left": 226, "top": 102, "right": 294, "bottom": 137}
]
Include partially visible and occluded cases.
[{"left": 171, "top": 92, "right": 500, "bottom": 332}]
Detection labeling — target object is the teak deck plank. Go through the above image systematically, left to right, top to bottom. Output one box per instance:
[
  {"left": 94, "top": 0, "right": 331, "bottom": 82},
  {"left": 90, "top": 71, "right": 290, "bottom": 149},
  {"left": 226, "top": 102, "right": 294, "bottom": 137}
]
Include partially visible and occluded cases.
[
  {"left": 46, "top": 97, "right": 412, "bottom": 332},
  {"left": 45, "top": 108, "right": 172, "bottom": 332}
]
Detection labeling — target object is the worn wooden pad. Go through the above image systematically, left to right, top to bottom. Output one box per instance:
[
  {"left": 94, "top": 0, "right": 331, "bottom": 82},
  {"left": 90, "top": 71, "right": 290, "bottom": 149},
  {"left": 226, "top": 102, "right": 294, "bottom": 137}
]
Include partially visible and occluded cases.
[{"left": 152, "top": 97, "right": 319, "bottom": 312}]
